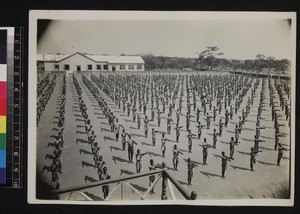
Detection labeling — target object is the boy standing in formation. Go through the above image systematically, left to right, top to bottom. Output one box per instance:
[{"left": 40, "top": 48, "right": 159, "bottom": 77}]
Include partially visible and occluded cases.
[{"left": 187, "top": 158, "right": 198, "bottom": 186}]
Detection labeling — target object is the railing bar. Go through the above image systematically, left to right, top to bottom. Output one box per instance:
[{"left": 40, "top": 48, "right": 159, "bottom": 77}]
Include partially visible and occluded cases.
[
  {"left": 53, "top": 169, "right": 164, "bottom": 195},
  {"left": 164, "top": 171, "right": 191, "bottom": 199},
  {"left": 142, "top": 174, "right": 161, "bottom": 199},
  {"left": 167, "top": 179, "right": 176, "bottom": 200},
  {"left": 105, "top": 182, "right": 122, "bottom": 201},
  {"left": 121, "top": 182, "right": 124, "bottom": 200},
  {"left": 124, "top": 182, "right": 146, "bottom": 200},
  {"left": 64, "top": 191, "right": 74, "bottom": 200},
  {"left": 77, "top": 191, "right": 94, "bottom": 201}
]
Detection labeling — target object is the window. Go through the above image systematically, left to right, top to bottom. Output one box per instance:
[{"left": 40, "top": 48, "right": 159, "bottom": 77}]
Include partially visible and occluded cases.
[
  {"left": 54, "top": 64, "right": 59, "bottom": 70},
  {"left": 64, "top": 64, "right": 70, "bottom": 70},
  {"left": 88, "top": 64, "right": 93, "bottom": 70},
  {"left": 97, "top": 64, "right": 101, "bottom": 70},
  {"left": 103, "top": 65, "right": 108, "bottom": 70},
  {"left": 120, "top": 65, "right": 126, "bottom": 70},
  {"left": 128, "top": 65, "right": 134, "bottom": 70},
  {"left": 137, "top": 65, "right": 143, "bottom": 70}
]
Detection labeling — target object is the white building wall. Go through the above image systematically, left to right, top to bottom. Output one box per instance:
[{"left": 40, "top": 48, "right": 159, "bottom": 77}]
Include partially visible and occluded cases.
[
  {"left": 42, "top": 53, "right": 144, "bottom": 72},
  {"left": 58, "top": 54, "right": 97, "bottom": 72},
  {"left": 44, "top": 62, "right": 55, "bottom": 71},
  {"left": 108, "top": 63, "right": 144, "bottom": 72}
]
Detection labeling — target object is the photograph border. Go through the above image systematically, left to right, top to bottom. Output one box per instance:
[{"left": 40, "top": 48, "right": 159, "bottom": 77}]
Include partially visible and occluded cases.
[{"left": 28, "top": 10, "right": 296, "bottom": 206}]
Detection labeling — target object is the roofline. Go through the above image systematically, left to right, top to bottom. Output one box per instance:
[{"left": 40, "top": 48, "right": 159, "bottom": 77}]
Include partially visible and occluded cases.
[
  {"left": 38, "top": 52, "right": 145, "bottom": 63},
  {"left": 58, "top": 52, "right": 97, "bottom": 63}
]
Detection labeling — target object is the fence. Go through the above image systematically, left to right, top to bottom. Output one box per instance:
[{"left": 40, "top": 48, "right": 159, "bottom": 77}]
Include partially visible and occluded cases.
[{"left": 52, "top": 162, "right": 197, "bottom": 201}]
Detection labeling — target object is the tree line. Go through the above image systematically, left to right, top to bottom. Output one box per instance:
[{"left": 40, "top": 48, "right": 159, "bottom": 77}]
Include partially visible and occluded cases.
[{"left": 141, "top": 47, "right": 290, "bottom": 74}]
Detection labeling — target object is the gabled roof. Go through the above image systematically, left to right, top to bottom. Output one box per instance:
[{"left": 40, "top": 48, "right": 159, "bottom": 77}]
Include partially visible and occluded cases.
[{"left": 37, "top": 52, "right": 145, "bottom": 64}]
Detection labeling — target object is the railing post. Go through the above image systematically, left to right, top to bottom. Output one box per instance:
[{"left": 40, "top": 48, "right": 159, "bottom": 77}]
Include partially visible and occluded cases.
[
  {"left": 161, "top": 162, "right": 168, "bottom": 200},
  {"left": 121, "top": 182, "right": 124, "bottom": 200},
  {"left": 190, "top": 191, "right": 197, "bottom": 200}
]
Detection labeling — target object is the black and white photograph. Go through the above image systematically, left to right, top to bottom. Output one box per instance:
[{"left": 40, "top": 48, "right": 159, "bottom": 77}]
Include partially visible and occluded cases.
[{"left": 28, "top": 11, "right": 296, "bottom": 205}]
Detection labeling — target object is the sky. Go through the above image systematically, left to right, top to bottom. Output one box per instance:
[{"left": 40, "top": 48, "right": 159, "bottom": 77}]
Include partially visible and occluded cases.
[{"left": 37, "top": 19, "right": 293, "bottom": 60}]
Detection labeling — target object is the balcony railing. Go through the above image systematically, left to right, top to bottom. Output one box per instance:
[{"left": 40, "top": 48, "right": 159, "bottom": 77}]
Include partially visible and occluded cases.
[{"left": 52, "top": 162, "right": 197, "bottom": 201}]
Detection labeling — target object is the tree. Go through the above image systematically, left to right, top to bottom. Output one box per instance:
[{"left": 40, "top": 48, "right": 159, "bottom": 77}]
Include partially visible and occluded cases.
[
  {"left": 198, "top": 46, "right": 224, "bottom": 69},
  {"left": 254, "top": 54, "right": 266, "bottom": 73},
  {"left": 266, "top": 56, "right": 276, "bottom": 74},
  {"left": 275, "top": 58, "right": 289, "bottom": 74},
  {"left": 230, "top": 59, "right": 242, "bottom": 71},
  {"left": 244, "top": 60, "right": 255, "bottom": 72}
]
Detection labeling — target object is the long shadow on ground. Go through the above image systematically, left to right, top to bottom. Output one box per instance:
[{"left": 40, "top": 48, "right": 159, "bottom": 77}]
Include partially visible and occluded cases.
[
  {"left": 74, "top": 114, "right": 83, "bottom": 118},
  {"left": 100, "top": 122, "right": 109, "bottom": 126},
  {"left": 129, "top": 126, "right": 138, "bottom": 130},
  {"left": 101, "top": 128, "right": 112, "bottom": 133},
  {"left": 76, "top": 130, "right": 86, "bottom": 135},
  {"left": 133, "top": 133, "right": 145, "bottom": 138},
  {"left": 104, "top": 136, "right": 117, "bottom": 142},
  {"left": 77, "top": 138, "right": 89, "bottom": 144},
  {"left": 240, "top": 138, "right": 253, "bottom": 142},
  {"left": 219, "top": 140, "right": 230, "bottom": 145},
  {"left": 141, "top": 141, "right": 153, "bottom": 147},
  {"left": 110, "top": 146, "right": 123, "bottom": 152},
  {"left": 260, "top": 146, "right": 274, "bottom": 151},
  {"left": 79, "top": 149, "right": 93, "bottom": 155},
  {"left": 237, "top": 150, "right": 250, "bottom": 156},
  {"left": 147, "top": 152, "right": 162, "bottom": 158},
  {"left": 213, "top": 154, "right": 222, "bottom": 159},
  {"left": 112, "top": 155, "right": 130, "bottom": 164},
  {"left": 183, "top": 158, "right": 202, "bottom": 165},
  {"left": 257, "top": 160, "right": 277, "bottom": 166},
  {"left": 82, "top": 161, "right": 95, "bottom": 168},
  {"left": 230, "top": 165, "right": 250, "bottom": 171},
  {"left": 120, "top": 169, "right": 135, "bottom": 176},
  {"left": 200, "top": 171, "right": 222, "bottom": 179},
  {"left": 84, "top": 175, "right": 98, "bottom": 183},
  {"left": 178, "top": 180, "right": 189, "bottom": 186},
  {"left": 130, "top": 183, "right": 148, "bottom": 192}
]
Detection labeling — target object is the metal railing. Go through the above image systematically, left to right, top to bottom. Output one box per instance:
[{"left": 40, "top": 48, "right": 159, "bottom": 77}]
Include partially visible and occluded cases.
[{"left": 52, "top": 162, "right": 197, "bottom": 201}]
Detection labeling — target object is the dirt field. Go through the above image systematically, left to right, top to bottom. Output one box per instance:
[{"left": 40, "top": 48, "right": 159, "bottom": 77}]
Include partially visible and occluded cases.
[{"left": 36, "top": 71, "right": 291, "bottom": 201}]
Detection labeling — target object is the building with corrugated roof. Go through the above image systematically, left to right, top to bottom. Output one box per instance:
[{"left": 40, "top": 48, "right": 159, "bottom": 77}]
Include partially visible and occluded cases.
[{"left": 37, "top": 52, "right": 145, "bottom": 72}]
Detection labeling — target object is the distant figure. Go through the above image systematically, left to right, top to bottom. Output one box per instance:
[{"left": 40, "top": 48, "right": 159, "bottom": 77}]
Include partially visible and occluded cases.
[
  {"left": 206, "top": 113, "right": 212, "bottom": 129},
  {"left": 137, "top": 115, "right": 141, "bottom": 129},
  {"left": 144, "top": 115, "right": 149, "bottom": 138},
  {"left": 219, "top": 119, "right": 225, "bottom": 136},
  {"left": 196, "top": 122, "right": 205, "bottom": 139},
  {"left": 152, "top": 128, "right": 159, "bottom": 146},
  {"left": 213, "top": 128, "right": 218, "bottom": 149},
  {"left": 161, "top": 133, "right": 170, "bottom": 158},
  {"left": 127, "top": 134, "right": 137, "bottom": 163},
  {"left": 229, "top": 137, "right": 235, "bottom": 159},
  {"left": 202, "top": 138, "right": 211, "bottom": 165},
  {"left": 277, "top": 143, "right": 288, "bottom": 166},
  {"left": 172, "top": 145, "right": 183, "bottom": 171},
  {"left": 250, "top": 147, "right": 262, "bottom": 171},
  {"left": 135, "top": 149, "right": 148, "bottom": 173},
  {"left": 221, "top": 151, "right": 232, "bottom": 178},
  {"left": 187, "top": 158, "right": 198, "bottom": 186},
  {"left": 149, "top": 159, "right": 157, "bottom": 194},
  {"left": 100, "top": 167, "right": 111, "bottom": 199},
  {"left": 51, "top": 168, "right": 60, "bottom": 190}
]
